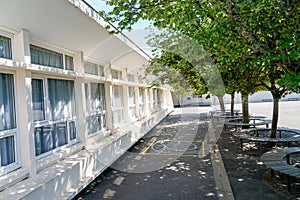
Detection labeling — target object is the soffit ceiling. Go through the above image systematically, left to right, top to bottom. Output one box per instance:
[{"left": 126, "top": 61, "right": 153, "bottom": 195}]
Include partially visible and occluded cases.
[{"left": 0, "top": 0, "right": 149, "bottom": 69}]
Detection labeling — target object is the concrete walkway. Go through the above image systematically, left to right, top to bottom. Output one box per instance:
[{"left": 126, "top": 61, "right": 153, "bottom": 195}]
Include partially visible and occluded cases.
[
  {"left": 75, "top": 102, "right": 300, "bottom": 200},
  {"left": 75, "top": 106, "right": 233, "bottom": 200}
]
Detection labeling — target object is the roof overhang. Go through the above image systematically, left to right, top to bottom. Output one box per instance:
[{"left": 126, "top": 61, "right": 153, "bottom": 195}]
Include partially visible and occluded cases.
[{"left": 0, "top": 0, "right": 150, "bottom": 70}]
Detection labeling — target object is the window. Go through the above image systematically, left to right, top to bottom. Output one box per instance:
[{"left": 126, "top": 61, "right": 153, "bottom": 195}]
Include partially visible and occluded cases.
[
  {"left": 0, "top": 35, "right": 12, "bottom": 59},
  {"left": 30, "top": 45, "right": 74, "bottom": 70},
  {"left": 30, "top": 45, "right": 63, "bottom": 69},
  {"left": 65, "top": 55, "right": 74, "bottom": 70},
  {"left": 84, "top": 61, "right": 104, "bottom": 76},
  {"left": 84, "top": 62, "right": 98, "bottom": 75},
  {"left": 111, "top": 69, "right": 122, "bottom": 79},
  {"left": 0, "top": 73, "right": 19, "bottom": 174},
  {"left": 127, "top": 74, "right": 134, "bottom": 82},
  {"left": 138, "top": 75, "right": 144, "bottom": 83},
  {"left": 32, "top": 78, "right": 77, "bottom": 157},
  {"left": 32, "top": 79, "right": 45, "bottom": 121},
  {"left": 48, "top": 79, "right": 75, "bottom": 120},
  {"left": 85, "top": 82, "right": 106, "bottom": 135},
  {"left": 112, "top": 85, "right": 124, "bottom": 124},
  {"left": 128, "top": 86, "right": 136, "bottom": 119},
  {"left": 139, "top": 88, "right": 145, "bottom": 117},
  {"left": 147, "top": 89, "right": 151, "bottom": 112},
  {"left": 153, "top": 89, "right": 158, "bottom": 110},
  {"left": 157, "top": 89, "right": 163, "bottom": 108}
]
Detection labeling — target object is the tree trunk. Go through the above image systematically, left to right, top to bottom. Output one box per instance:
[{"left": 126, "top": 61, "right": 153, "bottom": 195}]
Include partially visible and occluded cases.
[
  {"left": 230, "top": 91, "right": 235, "bottom": 116},
  {"left": 241, "top": 91, "right": 249, "bottom": 123},
  {"left": 216, "top": 94, "right": 225, "bottom": 112},
  {"left": 270, "top": 95, "right": 279, "bottom": 138}
]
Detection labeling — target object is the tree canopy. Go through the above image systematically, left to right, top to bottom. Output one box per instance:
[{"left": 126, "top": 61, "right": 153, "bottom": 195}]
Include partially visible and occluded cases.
[{"left": 103, "top": 0, "right": 300, "bottom": 135}]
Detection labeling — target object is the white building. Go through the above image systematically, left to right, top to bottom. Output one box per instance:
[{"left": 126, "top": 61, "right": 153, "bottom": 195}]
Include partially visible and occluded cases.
[
  {"left": 0, "top": 0, "right": 173, "bottom": 199},
  {"left": 222, "top": 91, "right": 300, "bottom": 104}
]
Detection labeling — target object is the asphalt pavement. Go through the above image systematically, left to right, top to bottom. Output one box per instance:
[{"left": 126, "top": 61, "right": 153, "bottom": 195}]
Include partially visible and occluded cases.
[
  {"left": 74, "top": 101, "right": 300, "bottom": 200},
  {"left": 74, "top": 107, "right": 225, "bottom": 200}
]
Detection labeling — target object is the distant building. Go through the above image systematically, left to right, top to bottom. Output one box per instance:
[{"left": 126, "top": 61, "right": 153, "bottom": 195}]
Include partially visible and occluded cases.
[
  {"left": 0, "top": 1, "right": 173, "bottom": 199},
  {"left": 174, "top": 91, "right": 300, "bottom": 107},
  {"left": 222, "top": 91, "right": 300, "bottom": 104}
]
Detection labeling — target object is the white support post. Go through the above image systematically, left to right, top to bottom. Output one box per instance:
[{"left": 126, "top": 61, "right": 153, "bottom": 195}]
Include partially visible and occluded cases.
[
  {"left": 13, "top": 29, "right": 31, "bottom": 64},
  {"left": 74, "top": 51, "right": 84, "bottom": 74},
  {"left": 104, "top": 64, "right": 113, "bottom": 132},
  {"left": 122, "top": 67, "right": 129, "bottom": 123},
  {"left": 16, "top": 70, "right": 37, "bottom": 177},
  {"left": 74, "top": 78, "right": 86, "bottom": 144},
  {"left": 149, "top": 88, "right": 154, "bottom": 113},
  {"left": 144, "top": 89, "right": 150, "bottom": 118}
]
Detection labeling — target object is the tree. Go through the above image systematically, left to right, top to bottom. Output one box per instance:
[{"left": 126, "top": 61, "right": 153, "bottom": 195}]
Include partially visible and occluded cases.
[
  {"left": 103, "top": 0, "right": 300, "bottom": 136},
  {"left": 146, "top": 31, "right": 226, "bottom": 111},
  {"left": 147, "top": 52, "right": 207, "bottom": 97}
]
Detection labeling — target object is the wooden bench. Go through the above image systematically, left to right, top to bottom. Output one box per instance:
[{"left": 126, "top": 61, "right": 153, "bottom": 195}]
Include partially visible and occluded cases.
[
  {"left": 233, "top": 132, "right": 300, "bottom": 152},
  {"left": 261, "top": 147, "right": 300, "bottom": 192}
]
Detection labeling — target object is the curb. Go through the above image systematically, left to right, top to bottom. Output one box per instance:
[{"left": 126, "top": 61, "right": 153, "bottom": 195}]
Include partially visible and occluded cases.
[{"left": 211, "top": 144, "right": 235, "bottom": 200}]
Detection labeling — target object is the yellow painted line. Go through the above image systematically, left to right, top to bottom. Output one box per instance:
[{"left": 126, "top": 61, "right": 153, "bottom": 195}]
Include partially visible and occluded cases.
[{"left": 141, "top": 137, "right": 157, "bottom": 155}]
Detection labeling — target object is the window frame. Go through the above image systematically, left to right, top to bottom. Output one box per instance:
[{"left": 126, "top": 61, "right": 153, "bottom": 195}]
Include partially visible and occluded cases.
[
  {"left": 0, "top": 35, "right": 12, "bottom": 60},
  {"left": 29, "top": 44, "right": 74, "bottom": 71},
  {"left": 84, "top": 61, "right": 104, "bottom": 77},
  {"left": 111, "top": 69, "right": 122, "bottom": 80},
  {"left": 0, "top": 71, "right": 21, "bottom": 176},
  {"left": 127, "top": 74, "right": 134, "bottom": 82},
  {"left": 31, "top": 75, "right": 78, "bottom": 159},
  {"left": 84, "top": 82, "right": 107, "bottom": 137},
  {"left": 112, "top": 85, "right": 124, "bottom": 125},
  {"left": 128, "top": 86, "right": 137, "bottom": 119},
  {"left": 138, "top": 88, "right": 145, "bottom": 117}
]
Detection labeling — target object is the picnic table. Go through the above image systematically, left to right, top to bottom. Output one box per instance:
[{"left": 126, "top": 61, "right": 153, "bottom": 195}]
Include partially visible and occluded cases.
[
  {"left": 209, "top": 110, "right": 241, "bottom": 118},
  {"left": 224, "top": 117, "right": 270, "bottom": 131},
  {"left": 233, "top": 128, "right": 300, "bottom": 152},
  {"left": 261, "top": 147, "right": 300, "bottom": 192}
]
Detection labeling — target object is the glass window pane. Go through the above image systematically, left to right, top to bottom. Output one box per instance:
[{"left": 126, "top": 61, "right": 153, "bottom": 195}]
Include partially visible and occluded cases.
[
  {"left": 0, "top": 35, "right": 12, "bottom": 59},
  {"left": 30, "top": 45, "right": 63, "bottom": 69},
  {"left": 65, "top": 55, "right": 74, "bottom": 71},
  {"left": 84, "top": 61, "right": 98, "bottom": 75},
  {"left": 99, "top": 65, "right": 104, "bottom": 76},
  {"left": 112, "top": 69, "right": 121, "bottom": 79},
  {"left": 0, "top": 73, "right": 16, "bottom": 131},
  {"left": 127, "top": 74, "right": 134, "bottom": 82},
  {"left": 32, "top": 79, "right": 45, "bottom": 121},
  {"left": 48, "top": 79, "right": 75, "bottom": 121},
  {"left": 85, "top": 83, "right": 90, "bottom": 112},
  {"left": 86, "top": 83, "right": 106, "bottom": 135},
  {"left": 90, "top": 83, "right": 101, "bottom": 111},
  {"left": 100, "top": 84, "right": 106, "bottom": 110},
  {"left": 113, "top": 85, "right": 123, "bottom": 108},
  {"left": 128, "top": 86, "right": 135, "bottom": 105},
  {"left": 139, "top": 88, "right": 144, "bottom": 116},
  {"left": 113, "top": 110, "right": 123, "bottom": 124},
  {"left": 86, "top": 114, "right": 101, "bottom": 135},
  {"left": 69, "top": 121, "right": 77, "bottom": 140},
  {"left": 34, "top": 122, "right": 68, "bottom": 156},
  {"left": 0, "top": 136, "right": 15, "bottom": 166}
]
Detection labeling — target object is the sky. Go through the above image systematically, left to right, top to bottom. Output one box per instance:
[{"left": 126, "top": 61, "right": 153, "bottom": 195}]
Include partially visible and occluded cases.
[
  {"left": 85, "top": 0, "right": 155, "bottom": 56},
  {"left": 85, "top": 0, "right": 149, "bottom": 29}
]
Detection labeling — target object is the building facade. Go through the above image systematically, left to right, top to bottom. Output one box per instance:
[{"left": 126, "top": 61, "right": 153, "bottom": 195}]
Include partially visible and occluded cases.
[{"left": 0, "top": 0, "right": 173, "bottom": 199}]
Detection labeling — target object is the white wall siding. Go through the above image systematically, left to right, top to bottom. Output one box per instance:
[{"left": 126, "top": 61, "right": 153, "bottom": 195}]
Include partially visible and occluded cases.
[{"left": 0, "top": 0, "right": 174, "bottom": 199}]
